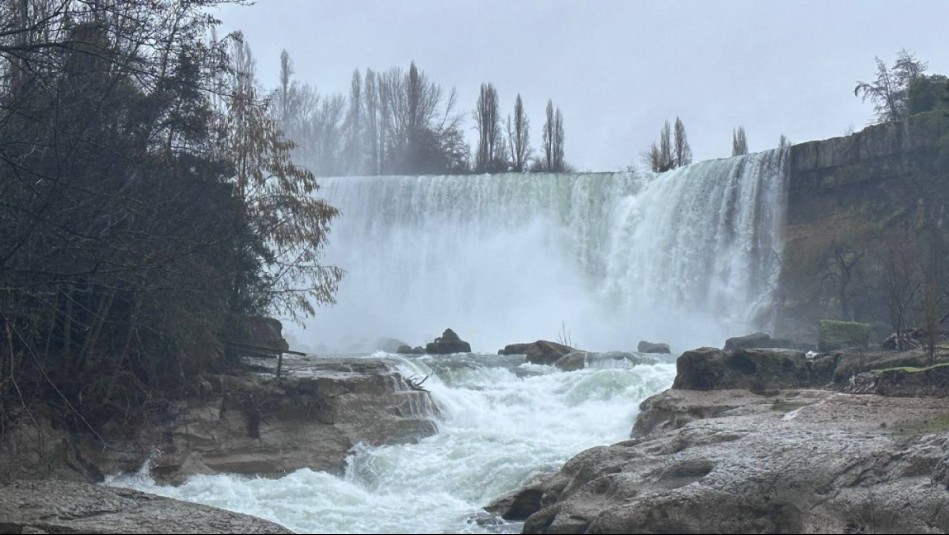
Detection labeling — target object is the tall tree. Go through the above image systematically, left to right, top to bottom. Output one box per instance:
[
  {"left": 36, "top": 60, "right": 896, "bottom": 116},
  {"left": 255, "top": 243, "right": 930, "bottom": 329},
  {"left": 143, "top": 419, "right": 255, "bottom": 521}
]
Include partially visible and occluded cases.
[
  {"left": 854, "top": 49, "right": 927, "bottom": 123},
  {"left": 363, "top": 68, "right": 380, "bottom": 174},
  {"left": 346, "top": 69, "right": 363, "bottom": 174},
  {"left": 474, "top": 82, "right": 502, "bottom": 172},
  {"left": 507, "top": 93, "right": 530, "bottom": 172},
  {"left": 543, "top": 100, "right": 555, "bottom": 171},
  {"left": 553, "top": 107, "right": 565, "bottom": 172},
  {"left": 673, "top": 117, "right": 692, "bottom": 168},
  {"left": 646, "top": 120, "right": 675, "bottom": 173},
  {"left": 732, "top": 126, "right": 748, "bottom": 156}
]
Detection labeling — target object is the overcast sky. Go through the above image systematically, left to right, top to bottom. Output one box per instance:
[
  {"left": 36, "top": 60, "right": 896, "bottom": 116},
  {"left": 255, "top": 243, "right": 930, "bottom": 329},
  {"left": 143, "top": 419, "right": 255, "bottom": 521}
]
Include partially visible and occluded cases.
[{"left": 215, "top": 0, "right": 949, "bottom": 172}]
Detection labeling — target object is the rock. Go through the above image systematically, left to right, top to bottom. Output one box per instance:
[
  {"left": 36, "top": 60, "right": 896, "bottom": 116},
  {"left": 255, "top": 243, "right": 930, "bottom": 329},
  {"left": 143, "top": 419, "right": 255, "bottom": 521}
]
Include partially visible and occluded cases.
[
  {"left": 239, "top": 316, "right": 290, "bottom": 353},
  {"left": 819, "top": 319, "right": 870, "bottom": 352},
  {"left": 881, "top": 327, "right": 945, "bottom": 351},
  {"left": 425, "top": 328, "right": 472, "bottom": 354},
  {"left": 723, "top": 332, "right": 800, "bottom": 352},
  {"left": 374, "top": 337, "right": 411, "bottom": 353},
  {"left": 525, "top": 340, "right": 575, "bottom": 365},
  {"left": 637, "top": 340, "right": 671, "bottom": 353},
  {"left": 498, "top": 343, "right": 532, "bottom": 355},
  {"left": 396, "top": 345, "right": 425, "bottom": 355},
  {"left": 672, "top": 347, "right": 835, "bottom": 391},
  {"left": 555, "top": 351, "right": 658, "bottom": 372},
  {"left": 0, "top": 357, "right": 440, "bottom": 485},
  {"left": 846, "top": 362, "right": 949, "bottom": 397},
  {"left": 514, "top": 388, "right": 949, "bottom": 534},
  {"left": 484, "top": 472, "right": 554, "bottom": 521},
  {"left": 0, "top": 480, "right": 291, "bottom": 533}
]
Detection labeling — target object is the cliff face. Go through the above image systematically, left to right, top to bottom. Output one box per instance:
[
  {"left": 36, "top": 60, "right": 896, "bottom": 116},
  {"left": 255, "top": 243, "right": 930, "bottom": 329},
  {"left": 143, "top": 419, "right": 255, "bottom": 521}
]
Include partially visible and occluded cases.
[{"left": 775, "top": 111, "right": 949, "bottom": 342}]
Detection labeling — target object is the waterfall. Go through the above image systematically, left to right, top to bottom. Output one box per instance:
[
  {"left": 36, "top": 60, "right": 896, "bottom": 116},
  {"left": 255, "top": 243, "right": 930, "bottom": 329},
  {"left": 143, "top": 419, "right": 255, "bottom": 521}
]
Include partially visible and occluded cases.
[{"left": 294, "top": 149, "right": 788, "bottom": 354}]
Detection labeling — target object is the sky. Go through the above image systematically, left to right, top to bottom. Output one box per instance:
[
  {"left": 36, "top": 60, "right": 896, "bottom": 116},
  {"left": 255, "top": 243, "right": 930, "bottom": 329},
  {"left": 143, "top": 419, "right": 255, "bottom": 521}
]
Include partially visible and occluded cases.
[{"left": 214, "top": 0, "right": 949, "bottom": 172}]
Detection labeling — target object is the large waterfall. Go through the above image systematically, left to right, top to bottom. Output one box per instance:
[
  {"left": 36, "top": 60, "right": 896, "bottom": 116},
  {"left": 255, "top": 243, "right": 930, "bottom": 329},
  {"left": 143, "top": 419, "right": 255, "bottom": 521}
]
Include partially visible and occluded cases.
[{"left": 295, "top": 149, "right": 788, "bottom": 354}]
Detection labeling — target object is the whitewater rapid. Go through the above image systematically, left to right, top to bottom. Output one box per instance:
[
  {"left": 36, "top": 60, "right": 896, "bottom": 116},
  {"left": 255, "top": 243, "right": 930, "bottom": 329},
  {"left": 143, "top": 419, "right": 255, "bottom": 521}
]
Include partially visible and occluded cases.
[
  {"left": 293, "top": 150, "right": 788, "bottom": 355},
  {"left": 107, "top": 352, "right": 677, "bottom": 533}
]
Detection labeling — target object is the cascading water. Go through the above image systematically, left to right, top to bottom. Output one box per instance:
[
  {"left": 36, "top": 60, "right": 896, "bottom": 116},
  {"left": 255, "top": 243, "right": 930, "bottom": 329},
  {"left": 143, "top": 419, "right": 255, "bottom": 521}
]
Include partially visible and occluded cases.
[
  {"left": 293, "top": 149, "right": 788, "bottom": 354},
  {"left": 106, "top": 151, "right": 789, "bottom": 533},
  {"left": 108, "top": 353, "right": 678, "bottom": 533}
]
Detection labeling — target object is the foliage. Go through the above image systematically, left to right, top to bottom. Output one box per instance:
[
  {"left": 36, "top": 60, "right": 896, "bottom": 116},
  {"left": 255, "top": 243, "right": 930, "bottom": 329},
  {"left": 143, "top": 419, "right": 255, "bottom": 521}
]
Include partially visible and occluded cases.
[
  {"left": 0, "top": 1, "right": 339, "bottom": 429},
  {"left": 854, "top": 49, "right": 927, "bottom": 123}
]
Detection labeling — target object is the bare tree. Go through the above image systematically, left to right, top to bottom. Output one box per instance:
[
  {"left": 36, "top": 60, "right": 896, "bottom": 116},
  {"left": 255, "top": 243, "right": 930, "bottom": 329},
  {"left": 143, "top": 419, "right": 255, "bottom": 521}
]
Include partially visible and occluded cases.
[
  {"left": 854, "top": 49, "right": 927, "bottom": 123},
  {"left": 363, "top": 68, "right": 379, "bottom": 174},
  {"left": 346, "top": 69, "right": 363, "bottom": 174},
  {"left": 474, "top": 82, "right": 502, "bottom": 172},
  {"left": 507, "top": 93, "right": 530, "bottom": 172},
  {"left": 542, "top": 99, "right": 555, "bottom": 171},
  {"left": 553, "top": 107, "right": 565, "bottom": 172},
  {"left": 673, "top": 117, "right": 692, "bottom": 168},
  {"left": 646, "top": 120, "right": 675, "bottom": 172},
  {"left": 732, "top": 126, "right": 748, "bottom": 156},
  {"left": 778, "top": 134, "right": 791, "bottom": 149}
]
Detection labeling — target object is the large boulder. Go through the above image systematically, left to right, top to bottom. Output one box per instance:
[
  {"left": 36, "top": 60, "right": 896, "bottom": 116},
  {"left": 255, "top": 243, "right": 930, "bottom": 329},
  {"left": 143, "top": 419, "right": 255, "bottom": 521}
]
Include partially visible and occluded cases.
[
  {"left": 235, "top": 316, "right": 290, "bottom": 353},
  {"left": 819, "top": 320, "right": 870, "bottom": 352},
  {"left": 425, "top": 328, "right": 471, "bottom": 354},
  {"left": 723, "top": 332, "right": 800, "bottom": 352},
  {"left": 525, "top": 340, "right": 575, "bottom": 365},
  {"left": 637, "top": 340, "right": 671, "bottom": 354},
  {"left": 498, "top": 343, "right": 533, "bottom": 355},
  {"left": 672, "top": 347, "right": 836, "bottom": 391},
  {"left": 555, "top": 351, "right": 658, "bottom": 372},
  {"left": 0, "top": 357, "right": 440, "bottom": 485},
  {"left": 512, "top": 388, "right": 949, "bottom": 534},
  {"left": 0, "top": 480, "right": 291, "bottom": 533}
]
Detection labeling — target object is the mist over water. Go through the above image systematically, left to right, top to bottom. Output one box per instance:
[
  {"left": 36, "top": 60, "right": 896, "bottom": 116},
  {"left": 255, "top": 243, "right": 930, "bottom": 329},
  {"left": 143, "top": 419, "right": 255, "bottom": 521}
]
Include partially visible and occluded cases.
[{"left": 292, "top": 150, "right": 788, "bottom": 354}]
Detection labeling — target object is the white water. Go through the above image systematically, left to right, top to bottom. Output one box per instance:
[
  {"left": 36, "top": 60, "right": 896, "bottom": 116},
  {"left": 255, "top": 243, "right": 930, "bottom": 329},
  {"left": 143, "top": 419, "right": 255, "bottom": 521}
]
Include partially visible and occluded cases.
[
  {"left": 293, "top": 150, "right": 788, "bottom": 355},
  {"left": 107, "top": 353, "right": 677, "bottom": 533}
]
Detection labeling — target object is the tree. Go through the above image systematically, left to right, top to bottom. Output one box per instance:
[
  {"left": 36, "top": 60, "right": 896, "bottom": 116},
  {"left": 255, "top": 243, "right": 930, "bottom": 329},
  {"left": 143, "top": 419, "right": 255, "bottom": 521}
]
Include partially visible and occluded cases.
[
  {"left": 854, "top": 49, "right": 927, "bottom": 123},
  {"left": 363, "top": 68, "right": 380, "bottom": 174},
  {"left": 345, "top": 69, "right": 363, "bottom": 174},
  {"left": 908, "top": 74, "right": 949, "bottom": 116},
  {"left": 474, "top": 82, "right": 502, "bottom": 172},
  {"left": 507, "top": 94, "right": 530, "bottom": 172},
  {"left": 543, "top": 100, "right": 555, "bottom": 171},
  {"left": 553, "top": 108, "right": 565, "bottom": 172},
  {"left": 673, "top": 117, "right": 692, "bottom": 168},
  {"left": 646, "top": 120, "right": 674, "bottom": 173},
  {"left": 732, "top": 127, "right": 748, "bottom": 156}
]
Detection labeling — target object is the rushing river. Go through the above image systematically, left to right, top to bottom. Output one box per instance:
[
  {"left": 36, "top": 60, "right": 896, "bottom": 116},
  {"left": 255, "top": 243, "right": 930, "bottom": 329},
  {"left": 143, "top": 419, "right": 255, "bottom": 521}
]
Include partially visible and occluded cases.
[{"left": 107, "top": 351, "right": 676, "bottom": 533}]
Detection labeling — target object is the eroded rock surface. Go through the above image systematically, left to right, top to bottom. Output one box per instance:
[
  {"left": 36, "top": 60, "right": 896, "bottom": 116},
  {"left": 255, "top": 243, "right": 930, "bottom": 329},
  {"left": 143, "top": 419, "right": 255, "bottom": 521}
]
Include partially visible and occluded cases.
[{"left": 0, "top": 479, "right": 291, "bottom": 533}]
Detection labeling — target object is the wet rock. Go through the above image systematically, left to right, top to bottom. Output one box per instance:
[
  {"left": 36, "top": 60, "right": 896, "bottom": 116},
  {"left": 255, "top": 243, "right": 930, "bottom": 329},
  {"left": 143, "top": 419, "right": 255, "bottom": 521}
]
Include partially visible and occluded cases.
[
  {"left": 425, "top": 328, "right": 472, "bottom": 354},
  {"left": 723, "top": 332, "right": 800, "bottom": 352},
  {"left": 525, "top": 340, "right": 575, "bottom": 365},
  {"left": 637, "top": 340, "right": 671, "bottom": 353},
  {"left": 498, "top": 343, "right": 532, "bottom": 355},
  {"left": 672, "top": 347, "right": 834, "bottom": 391},
  {"left": 554, "top": 351, "right": 657, "bottom": 372},
  {"left": 514, "top": 388, "right": 949, "bottom": 534},
  {"left": 485, "top": 472, "right": 555, "bottom": 521},
  {"left": 0, "top": 480, "right": 291, "bottom": 533}
]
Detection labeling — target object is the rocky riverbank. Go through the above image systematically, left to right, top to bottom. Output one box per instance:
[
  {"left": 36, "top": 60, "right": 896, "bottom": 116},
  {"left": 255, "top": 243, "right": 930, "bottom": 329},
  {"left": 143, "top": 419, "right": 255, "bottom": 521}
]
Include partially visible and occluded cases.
[
  {"left": 488, "top": 345, "right": 949, "bottom": 533},
  {"left": 1, "top": 356, "right": 439, "bottom": 485},
  {"left": 0, "top": 480, "right": 292, "bottom": 533}
]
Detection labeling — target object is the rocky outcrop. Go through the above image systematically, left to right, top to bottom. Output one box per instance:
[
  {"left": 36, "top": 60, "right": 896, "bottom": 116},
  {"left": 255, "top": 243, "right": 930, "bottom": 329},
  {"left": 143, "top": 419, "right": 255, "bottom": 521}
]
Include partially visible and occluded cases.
[
  {"left": 776, "top": 111, "right": 949, "bottom": 343},
  {"left": 819, "top": 320, "right": 870, "bottom": 352},
  {"left": 425, "top": 328, "right": 472, "bottom": 354},
  {"left": 722, "top": 332, "right": 800, "bottom": 352},
  {"left": 525, "top": 340, "right": 575, "bottom": 365},
  {"left": 637, "top": 340, "right": 671, "bottom": 354},
  {"left": 498, "top": 343, "right": 532, "bottom": 355},
  {"left": 396, "top": 345, "right": 426, "bottom": 355},
  {"left": 671, "top": 347, "right": 836, "bottom": 391},
  {"left": 554, "top": 351, "right": 658, "bottom": 372},
  {"left": 0, "top": 357, "right": 439, "bottom": 485},
  {"left": 847, "top": 362, "right": 949, "bottom": 397},
  {"left": 508, "top": 389, "right": 949, "bottom": 534},
  {"left": 0, "top": 479, "right": 291, "bottom": 533}
]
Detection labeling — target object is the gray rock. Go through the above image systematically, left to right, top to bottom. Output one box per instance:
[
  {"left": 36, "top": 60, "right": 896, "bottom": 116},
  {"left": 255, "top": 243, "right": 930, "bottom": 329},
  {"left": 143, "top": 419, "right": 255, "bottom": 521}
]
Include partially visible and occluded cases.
[
  {"left": 425, "top": 328, "right": 472, "bottom": 354},
  {"left": 723, "top": 332, "right": 799, "bottom": 352},
  {"left": 525, "top": 340, "right": 575, "bottom": 365},
  {"left": 637, "top": 340, "right": 671, "bottom": 353},
  {"left": 498, "top": 343, "right": 532, "bottom": 355},
  {"left": 672, "top": 347, "right": 834, "bottom": 391},
  {"left": 555, "top": 351, "right": 658, "bottom": 372},
  {"left": 0, "top": 357, "right": 440, "bottom": 485},
  {"left": 516, "top": 388, "right": 949, "bottom": 533},
  {"left": 0, "top": 480, "right": 291, "bottom": 533}
]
